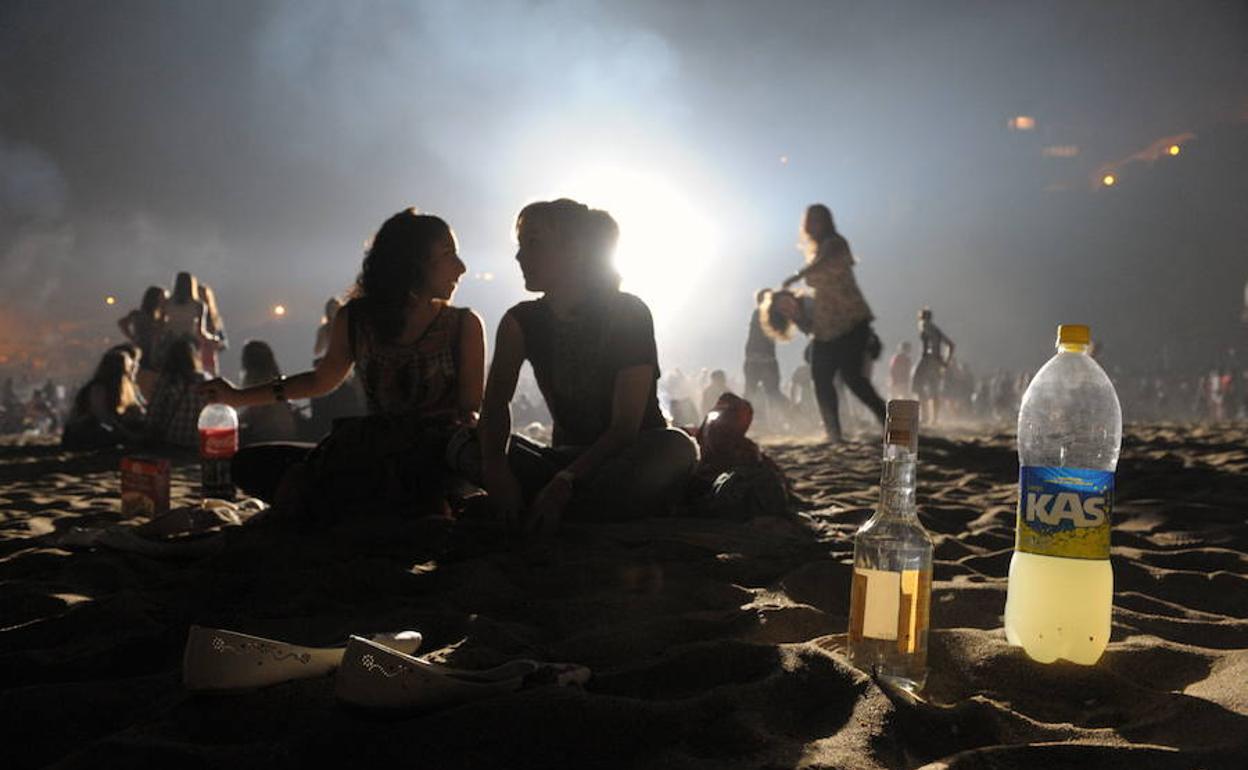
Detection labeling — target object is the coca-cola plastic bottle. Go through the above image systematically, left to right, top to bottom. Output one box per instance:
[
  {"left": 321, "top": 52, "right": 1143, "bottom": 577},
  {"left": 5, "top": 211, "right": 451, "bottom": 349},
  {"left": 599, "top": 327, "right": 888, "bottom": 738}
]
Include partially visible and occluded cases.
[{"left": 198, "top": 403, "right": 239, "bottom": 501}]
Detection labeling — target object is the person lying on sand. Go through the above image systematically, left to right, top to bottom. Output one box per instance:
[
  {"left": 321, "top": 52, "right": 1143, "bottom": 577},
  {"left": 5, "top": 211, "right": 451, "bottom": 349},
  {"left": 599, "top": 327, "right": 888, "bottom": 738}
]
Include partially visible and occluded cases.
[
  {"left": 472, "top": 198, "right": 698, "bottom": 533},
  {"left": 200, "top": 209, "right": 485, "bottom": 519}
]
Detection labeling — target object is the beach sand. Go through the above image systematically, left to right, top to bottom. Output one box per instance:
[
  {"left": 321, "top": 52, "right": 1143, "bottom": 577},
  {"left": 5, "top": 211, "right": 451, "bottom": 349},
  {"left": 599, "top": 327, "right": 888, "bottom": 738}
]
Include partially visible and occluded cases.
[{"left": 1, "top": 425, "right": 1245, "bottom": 769}]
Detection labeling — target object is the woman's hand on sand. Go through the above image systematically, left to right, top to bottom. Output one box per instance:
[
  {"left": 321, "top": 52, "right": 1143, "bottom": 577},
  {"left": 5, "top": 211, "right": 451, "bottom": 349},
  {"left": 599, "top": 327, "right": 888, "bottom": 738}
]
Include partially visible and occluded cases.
[
  {"left": 198, "top": 378, "right": 238, "bottom": 406},
  {"left": 483, "top": 465, "right": 524, "bottom": 530},
  {"left": 526, "top": 475, "right": 572, "bottom": 535}
]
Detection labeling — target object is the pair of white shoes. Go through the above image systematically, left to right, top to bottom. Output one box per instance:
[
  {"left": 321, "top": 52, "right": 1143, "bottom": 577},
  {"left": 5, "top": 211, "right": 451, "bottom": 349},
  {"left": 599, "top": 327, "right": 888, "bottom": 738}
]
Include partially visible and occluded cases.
[{"left": 183, "top": 626, "right": 590, "bottom": 712}]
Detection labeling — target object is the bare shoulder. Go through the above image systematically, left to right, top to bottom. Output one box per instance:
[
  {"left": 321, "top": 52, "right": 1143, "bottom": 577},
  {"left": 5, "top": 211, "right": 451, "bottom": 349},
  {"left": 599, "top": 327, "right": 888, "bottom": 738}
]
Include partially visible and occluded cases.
[{"left": 454, "top": 306, "right": 485, "bottom": 335}]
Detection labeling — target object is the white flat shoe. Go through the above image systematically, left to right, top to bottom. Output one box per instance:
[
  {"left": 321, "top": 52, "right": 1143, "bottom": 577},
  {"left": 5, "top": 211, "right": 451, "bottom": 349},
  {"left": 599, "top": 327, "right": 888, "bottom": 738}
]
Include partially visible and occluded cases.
[
  {"left": 183, "top": 625, "right": 423, "bottom": 692},
  {"left": 335, "top": 635, "right": 590, "bottom": 712}
]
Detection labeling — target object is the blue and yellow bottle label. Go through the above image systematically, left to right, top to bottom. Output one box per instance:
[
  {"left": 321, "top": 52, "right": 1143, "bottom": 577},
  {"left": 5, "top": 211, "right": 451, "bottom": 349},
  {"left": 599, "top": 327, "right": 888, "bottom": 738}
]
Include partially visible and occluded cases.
[{"left": 1017, "top": 466, "right": 1113, "bottom": 560}]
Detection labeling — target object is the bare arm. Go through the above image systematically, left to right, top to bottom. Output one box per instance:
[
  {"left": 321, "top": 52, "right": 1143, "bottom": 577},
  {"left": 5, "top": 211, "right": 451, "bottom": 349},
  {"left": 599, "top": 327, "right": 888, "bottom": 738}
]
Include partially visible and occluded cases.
[
  {"left": 194, "top": 303, "right": 213, "bottom": 344},
  {"left": 200, "top": 305, "right": 355, "bottom": 407},
  {"left": 456, "top": 309, "right": 486, "bottom": 423},
  {"left": 478, "top": 312, "right": 526, "bottom": 525},
  {"left": 479, "top": 312, "right": 525, "bottom": 475},
  {"left": 526, "top": 362, "right": 655, "bottom": 533},
  {"left": 563, "top": 364, "right": 654, "bottom": 481}
]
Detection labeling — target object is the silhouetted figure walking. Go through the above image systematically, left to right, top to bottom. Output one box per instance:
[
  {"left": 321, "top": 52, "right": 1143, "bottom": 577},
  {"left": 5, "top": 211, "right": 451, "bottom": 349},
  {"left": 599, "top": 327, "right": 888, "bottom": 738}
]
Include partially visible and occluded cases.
[
  {"left": 782, "top": 204, "right": 885, "bottom": 441},
  {"left": 743, "top": 289, "right": 789, "bottom": 426},
  {"left": 911, "top": 307, "right": 955, "bottom": 425}
]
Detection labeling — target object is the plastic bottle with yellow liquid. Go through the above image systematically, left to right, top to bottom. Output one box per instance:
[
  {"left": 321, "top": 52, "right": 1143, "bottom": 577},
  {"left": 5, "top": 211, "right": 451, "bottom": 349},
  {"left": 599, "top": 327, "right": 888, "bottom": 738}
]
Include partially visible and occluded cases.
[
  {"left": 1005, "top": 324, "right": 1122, "bottom": 664},
  {"left": 848, "top": 399, "right": 933, "bottom": 692}
]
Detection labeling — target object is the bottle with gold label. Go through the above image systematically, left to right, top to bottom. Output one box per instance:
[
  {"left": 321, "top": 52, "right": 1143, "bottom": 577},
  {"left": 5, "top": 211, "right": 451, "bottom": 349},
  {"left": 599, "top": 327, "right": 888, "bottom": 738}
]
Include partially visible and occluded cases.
[{"left": 848, "top": 399, "right": 933, "bottom": 692}]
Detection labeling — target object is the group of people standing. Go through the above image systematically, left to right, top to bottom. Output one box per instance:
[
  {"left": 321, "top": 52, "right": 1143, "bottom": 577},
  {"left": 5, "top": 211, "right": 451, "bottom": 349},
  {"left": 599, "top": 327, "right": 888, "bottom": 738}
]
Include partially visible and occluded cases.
[
  {"left": 60, "top": 273, "right": 227, "bottom": 450},
  {"left": 116, "top": 273, "right": 227, "bottom": 380}
]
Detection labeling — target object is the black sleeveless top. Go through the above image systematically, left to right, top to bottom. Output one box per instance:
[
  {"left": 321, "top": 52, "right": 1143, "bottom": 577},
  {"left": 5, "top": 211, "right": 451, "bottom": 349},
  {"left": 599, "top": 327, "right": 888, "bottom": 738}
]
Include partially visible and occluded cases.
[{"left": 509, "top": 291, "right": 666, "bottom": 446}]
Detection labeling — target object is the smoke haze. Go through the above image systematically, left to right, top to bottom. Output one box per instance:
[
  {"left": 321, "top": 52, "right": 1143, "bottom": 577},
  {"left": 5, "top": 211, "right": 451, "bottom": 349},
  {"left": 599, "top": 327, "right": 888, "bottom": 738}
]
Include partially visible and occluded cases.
[{"left": 2, "top": 0, "right": 1246, "bottom": 383}]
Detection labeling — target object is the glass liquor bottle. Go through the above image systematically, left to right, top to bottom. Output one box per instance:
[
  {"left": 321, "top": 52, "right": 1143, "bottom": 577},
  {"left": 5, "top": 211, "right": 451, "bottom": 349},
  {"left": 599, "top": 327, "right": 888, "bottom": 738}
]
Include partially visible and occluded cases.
[{"left": 848, "top": 399, "right": 934, "bottom": 692}]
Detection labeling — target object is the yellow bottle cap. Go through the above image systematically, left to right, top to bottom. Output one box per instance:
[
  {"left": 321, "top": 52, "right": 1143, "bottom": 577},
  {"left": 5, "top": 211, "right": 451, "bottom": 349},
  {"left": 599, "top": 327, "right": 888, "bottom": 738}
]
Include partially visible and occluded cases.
[{"left": 1057, "top": 324, "right": 1091, "bottom": 347}]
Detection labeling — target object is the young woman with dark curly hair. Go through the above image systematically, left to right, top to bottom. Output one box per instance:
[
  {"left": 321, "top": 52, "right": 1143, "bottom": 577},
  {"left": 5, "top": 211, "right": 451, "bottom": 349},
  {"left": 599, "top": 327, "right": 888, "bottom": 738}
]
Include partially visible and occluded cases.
[{"left": 201, "top": 209, "right": 485, "bottom": 516}]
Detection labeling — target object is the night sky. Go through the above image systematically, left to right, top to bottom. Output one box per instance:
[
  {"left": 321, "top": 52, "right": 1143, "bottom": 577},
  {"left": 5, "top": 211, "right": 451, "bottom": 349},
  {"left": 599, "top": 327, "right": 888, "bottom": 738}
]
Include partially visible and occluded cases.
[{"left": 2, "top": 0, "right": 1246, "bottom": 382}]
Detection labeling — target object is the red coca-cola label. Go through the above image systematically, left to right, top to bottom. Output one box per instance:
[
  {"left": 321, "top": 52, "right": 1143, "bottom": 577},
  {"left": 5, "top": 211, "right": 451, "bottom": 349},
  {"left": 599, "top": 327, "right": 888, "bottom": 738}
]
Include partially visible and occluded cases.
[{"left": 200, "top": 427, "right": 238, "bottom": 458}]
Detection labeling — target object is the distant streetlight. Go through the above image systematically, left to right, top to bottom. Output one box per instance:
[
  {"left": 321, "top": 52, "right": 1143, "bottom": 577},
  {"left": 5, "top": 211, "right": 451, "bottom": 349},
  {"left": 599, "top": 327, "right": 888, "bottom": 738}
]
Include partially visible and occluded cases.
[
  {"left": 1008, "top": 115, "right": 1036, "bottom": 131},
  {"left": 1167, "top": 144, "right": 1181, "bottom": 156},
  {"left": 1101, "top": 174, "right": 1116, "bottom": 187},
  {"left": 105, "top": 295, "right": 117, "bottom": 305},
  {"left": 273, "top": 304, "right": 287, "bottom": 317}
]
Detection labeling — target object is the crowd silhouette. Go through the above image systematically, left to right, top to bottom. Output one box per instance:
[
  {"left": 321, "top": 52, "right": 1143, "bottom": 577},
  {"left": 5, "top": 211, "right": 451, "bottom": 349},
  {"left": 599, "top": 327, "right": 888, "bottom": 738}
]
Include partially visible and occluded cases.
[{"left": 0, "top": 200, "right": 1237, "bottom": 530}]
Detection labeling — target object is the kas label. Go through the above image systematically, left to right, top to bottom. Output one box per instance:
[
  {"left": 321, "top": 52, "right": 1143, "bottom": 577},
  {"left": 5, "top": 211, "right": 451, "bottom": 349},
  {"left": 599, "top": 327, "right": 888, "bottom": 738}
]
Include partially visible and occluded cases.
[{"left": 1017, "top": 466, "right": 1114, "bottom": 559}]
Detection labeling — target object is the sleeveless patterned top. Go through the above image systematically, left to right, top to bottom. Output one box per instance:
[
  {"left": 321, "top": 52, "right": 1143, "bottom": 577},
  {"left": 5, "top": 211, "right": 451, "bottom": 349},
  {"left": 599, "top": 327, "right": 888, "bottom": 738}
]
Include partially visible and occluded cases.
[{"left": 348, "top": 303, "right": 464, "bottom": 417}]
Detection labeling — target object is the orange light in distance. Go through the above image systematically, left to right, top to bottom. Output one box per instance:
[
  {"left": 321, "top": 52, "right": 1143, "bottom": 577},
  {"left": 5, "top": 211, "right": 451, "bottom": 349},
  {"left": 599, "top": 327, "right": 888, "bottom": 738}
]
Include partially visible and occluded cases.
[
  {"left": 1008, "top": 115, "right": 1036, "bottom": 131},
  {"left": 1167, "top": 144, "right": 1181, "bottom": 156},
  {"left": 1102, "top": 174, "right": 1116, "bottom": 187},
  {"left": 273, "top": 304, "right": 287, "bottom": 317}
]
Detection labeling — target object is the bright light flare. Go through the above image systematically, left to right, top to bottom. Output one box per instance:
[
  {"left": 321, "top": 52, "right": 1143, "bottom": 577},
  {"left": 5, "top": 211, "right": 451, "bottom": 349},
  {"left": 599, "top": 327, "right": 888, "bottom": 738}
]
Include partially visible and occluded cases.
[
  {"left": 1008, "top": 115, "right": 1036, "bottom": 131},
  {"left": 1167, "top": 144, "right": 1181, "bottom": 156},
  {"left": 556, "top": 164, "right": 718, "bottom": 329},
  {"left": 1101, "top": 174, "right": 1116, "bottom": 187},
  {"left": 104, "top": 295, "right": 116, "bottom": 305},
  {"left": 273, "top": 304, "right": 287, "bottom": 317}
]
